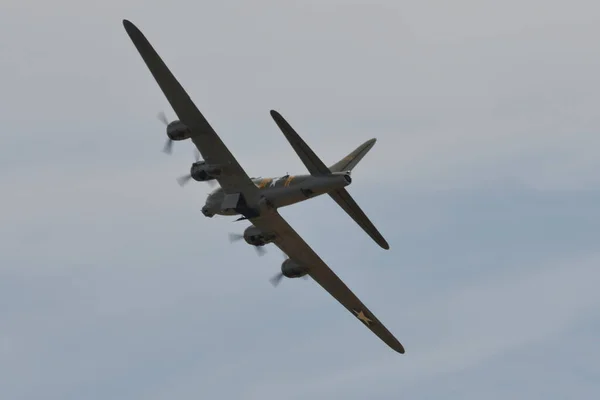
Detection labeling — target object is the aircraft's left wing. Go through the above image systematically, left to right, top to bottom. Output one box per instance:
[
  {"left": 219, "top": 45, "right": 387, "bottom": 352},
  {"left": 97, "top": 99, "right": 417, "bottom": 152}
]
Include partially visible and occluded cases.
[
  {"left": 122, "top": 20, "right": 259, "bottom": 201},
  {"left": 250, "top": 210, "right": 405, "bottom": 354}
]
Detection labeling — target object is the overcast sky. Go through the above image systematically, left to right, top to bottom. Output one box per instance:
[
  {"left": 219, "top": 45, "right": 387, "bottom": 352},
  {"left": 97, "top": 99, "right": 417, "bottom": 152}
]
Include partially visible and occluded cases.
[{"left": 1, "top": 1, "right": 599, "bottom": 399}]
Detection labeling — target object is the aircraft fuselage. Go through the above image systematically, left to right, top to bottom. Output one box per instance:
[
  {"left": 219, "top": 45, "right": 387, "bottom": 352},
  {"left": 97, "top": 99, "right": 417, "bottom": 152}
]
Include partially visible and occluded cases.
[{"left": 201, "top": 172, "right": 351, "bottom": 217}]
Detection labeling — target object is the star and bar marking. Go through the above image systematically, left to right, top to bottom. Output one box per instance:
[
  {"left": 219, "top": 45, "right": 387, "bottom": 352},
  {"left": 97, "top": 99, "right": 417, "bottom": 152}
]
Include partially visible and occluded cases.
[{"left": 352, "top": 309, "right": 373, "bottom": 326}]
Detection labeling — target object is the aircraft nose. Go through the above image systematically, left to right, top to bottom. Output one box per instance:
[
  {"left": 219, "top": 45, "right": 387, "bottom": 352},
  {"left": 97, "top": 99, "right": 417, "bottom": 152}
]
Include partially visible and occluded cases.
[{"left": 201, "top": 205, "right": 214, "bottom": 217}]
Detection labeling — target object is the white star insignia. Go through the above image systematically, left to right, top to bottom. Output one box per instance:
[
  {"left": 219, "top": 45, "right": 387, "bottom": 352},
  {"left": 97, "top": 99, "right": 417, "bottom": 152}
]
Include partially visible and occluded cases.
[
  {"left": 270, "top": 177, "right": 283, "bottom": 187},
  {"left": 352, "top": 309, "right": 373, "bottom": 326}
]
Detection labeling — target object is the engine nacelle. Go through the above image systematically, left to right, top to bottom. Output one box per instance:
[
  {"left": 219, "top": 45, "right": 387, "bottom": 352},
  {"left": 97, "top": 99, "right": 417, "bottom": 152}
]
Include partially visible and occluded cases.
[
  {"left": 166, "top": 120, "right": 192, "bottom": 141},
  {"left": 190, "top": 161, "right": 222, "bottom": 182},
  {"left": 243, "top": 225, "right": 276, "bottom": 246},
  {"left": 281, "top": 259, "right": 309, "bottom": 279}
]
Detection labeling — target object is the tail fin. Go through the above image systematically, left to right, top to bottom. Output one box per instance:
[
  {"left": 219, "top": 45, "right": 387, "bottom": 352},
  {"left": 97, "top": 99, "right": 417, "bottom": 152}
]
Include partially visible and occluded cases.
[
  {"left": 270, "top": 110, "right": 389, "bottom": 249},
  {"left": 329, "top": 138, "right": 377, "bottom": 173}
]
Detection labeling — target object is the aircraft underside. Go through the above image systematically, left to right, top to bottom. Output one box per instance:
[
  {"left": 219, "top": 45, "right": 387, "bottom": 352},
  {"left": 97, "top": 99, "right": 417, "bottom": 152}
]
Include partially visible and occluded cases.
[
  {"left": 123, "top": 18, "right": 402, "bottom": 353},
  {"left": 202, "top": 172, "right": 351, "bottom": 217}
]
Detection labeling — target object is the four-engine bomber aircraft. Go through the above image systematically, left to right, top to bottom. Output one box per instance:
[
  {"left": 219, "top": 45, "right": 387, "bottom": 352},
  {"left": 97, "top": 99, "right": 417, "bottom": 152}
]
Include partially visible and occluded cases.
[{"left": 122, "top": 19, "right": 404, "bottom": 354}]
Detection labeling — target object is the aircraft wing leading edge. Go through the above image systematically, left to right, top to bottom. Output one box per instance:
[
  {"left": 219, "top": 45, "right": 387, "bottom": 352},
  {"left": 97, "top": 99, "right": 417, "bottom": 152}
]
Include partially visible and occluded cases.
[
  {"left": 122, "top": 19, "right": 259, "bottom": 202},
  {"left": 250, "top": 210, "right": 405, "bottom": 354}
]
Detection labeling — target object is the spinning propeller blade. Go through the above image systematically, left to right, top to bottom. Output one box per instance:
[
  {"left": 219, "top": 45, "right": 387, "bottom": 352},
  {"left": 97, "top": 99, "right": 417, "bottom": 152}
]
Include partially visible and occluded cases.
[
  {"left": 157, "top": 111, "right": 169, "bottom": 125},
  {"left": 158, "top": 111, "right": 173, "bottom": 154},
  {"left": 163, "top": 139, "right": 173, "bottom": 154},
  {"left": 177, "top": 149, "right": 216, "bottom": 187},
  {"left": 176, "top": 174, "right": 193, "bottom": 187},
  {"left": 228, "top": 232, "right": 267, "bottom": 256},
  {"left": 228, "top": 233, "right": 244, "bottom": 242},
  {"left": 269, "top": 251, "right": 308, "bottom": 287},
  {"left": 270, "top": 272, "right": 284, "bottom": 287}
]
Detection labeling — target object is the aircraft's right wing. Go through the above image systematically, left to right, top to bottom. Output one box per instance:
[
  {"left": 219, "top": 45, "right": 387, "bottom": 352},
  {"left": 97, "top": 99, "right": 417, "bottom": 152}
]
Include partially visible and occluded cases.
[
  {"left": 122, "top": 20, "right": 260, "bottom": 202},
  {"left": 250, "top": 210, "right": 405, "bottom": 354}
]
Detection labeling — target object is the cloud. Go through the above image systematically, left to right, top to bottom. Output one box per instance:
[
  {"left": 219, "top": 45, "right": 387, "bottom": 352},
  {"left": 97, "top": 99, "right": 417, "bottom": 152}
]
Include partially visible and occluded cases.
[
  {"left": 1, "top": 1, "right": 599, "bottom": 399},
  {"left": 242, "top": 252, "right": 600, "bottom": 399}
]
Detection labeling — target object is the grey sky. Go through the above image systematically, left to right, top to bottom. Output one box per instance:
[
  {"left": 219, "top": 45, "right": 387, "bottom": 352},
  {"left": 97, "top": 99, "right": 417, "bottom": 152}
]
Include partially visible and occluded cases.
[{"left": 1, "top": 1, "right": 599, "bottom": 399}]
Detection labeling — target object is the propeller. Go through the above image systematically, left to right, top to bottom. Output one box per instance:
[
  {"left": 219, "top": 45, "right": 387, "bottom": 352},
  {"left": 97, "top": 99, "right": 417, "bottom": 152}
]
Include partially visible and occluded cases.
[
  {"left": 157, "top": 111, "right": 173, "bottom": 154},
  {"left": 157, "top": 111, "right": 169, "bottom": 125},
  {"left": 177, "top": 149, "right": 217, "bottom": 188},
  {"left": 176, "top": 174, "right": 193, "bottom": 187},
  {"left": 228, "top": 232, "right": 267, "bottom": 256},
  {"left": 228, "top": 232, "right": 243, "bottom": 242},
  {"left": 227, "top": 234, "right": 307, "bottom": 286},
  {"left": 269, "top": 251, "right": 308, "bottom": 287},
  {"left": 269, "top": 251, "right": 286, "bottom": 287},
  {"left": 269, "top": 272, "right": 285, "bottom": 287}
]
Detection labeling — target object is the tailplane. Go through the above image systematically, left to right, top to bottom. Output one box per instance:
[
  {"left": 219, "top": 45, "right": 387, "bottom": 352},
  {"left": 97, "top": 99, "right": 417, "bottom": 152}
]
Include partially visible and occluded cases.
[{"left": 270, "top": 110, "right": 389, "bottom": 249}]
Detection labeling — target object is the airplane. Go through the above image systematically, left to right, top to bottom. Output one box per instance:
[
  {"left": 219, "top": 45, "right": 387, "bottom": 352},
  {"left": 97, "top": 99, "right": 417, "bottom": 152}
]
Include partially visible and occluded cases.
[{"left": 122, "top": 19, "right": 404, "bottom": 354}]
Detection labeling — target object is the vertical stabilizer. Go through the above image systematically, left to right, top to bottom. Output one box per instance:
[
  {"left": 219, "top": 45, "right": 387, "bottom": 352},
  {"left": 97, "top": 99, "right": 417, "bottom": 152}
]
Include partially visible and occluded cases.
[{"left": 329, "top": 138, "right": 376, "bottom": 173}]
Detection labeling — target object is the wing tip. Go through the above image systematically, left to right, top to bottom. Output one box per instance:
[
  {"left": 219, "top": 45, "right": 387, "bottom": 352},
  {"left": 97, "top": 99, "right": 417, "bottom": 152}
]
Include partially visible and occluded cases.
[
  {"left": 122, "top": 19, "right": 142, "bottom": 38},
  {"left": 270, "top": 109, "right": 283, "bottom": 121},
  {"left": 378, "top": 237, "right": 390, "bottom": 250},
  {"left": 390, "top": 339, "right": 405, "bottom": 353}
]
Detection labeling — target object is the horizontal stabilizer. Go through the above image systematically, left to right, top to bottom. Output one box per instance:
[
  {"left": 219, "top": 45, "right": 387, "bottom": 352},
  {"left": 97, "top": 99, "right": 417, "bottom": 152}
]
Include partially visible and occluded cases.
[
  {"left": 270, "top": 109, "right": 388, "bottom": 249},
  {"left": 270, "top": 110, "right": 330, "bottom": 175},
  {"left": 329, "top": 188, "right": 389, "bottom": 250}
]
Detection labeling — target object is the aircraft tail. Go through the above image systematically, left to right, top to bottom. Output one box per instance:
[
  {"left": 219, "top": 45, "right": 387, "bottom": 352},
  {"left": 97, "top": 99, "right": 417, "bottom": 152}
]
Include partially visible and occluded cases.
[
  {"left": 269, "top": 110, "right": 389, "bottom": 249},
  {"left": 329, "top": 138, "right": 377, "bottom": 173}
]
